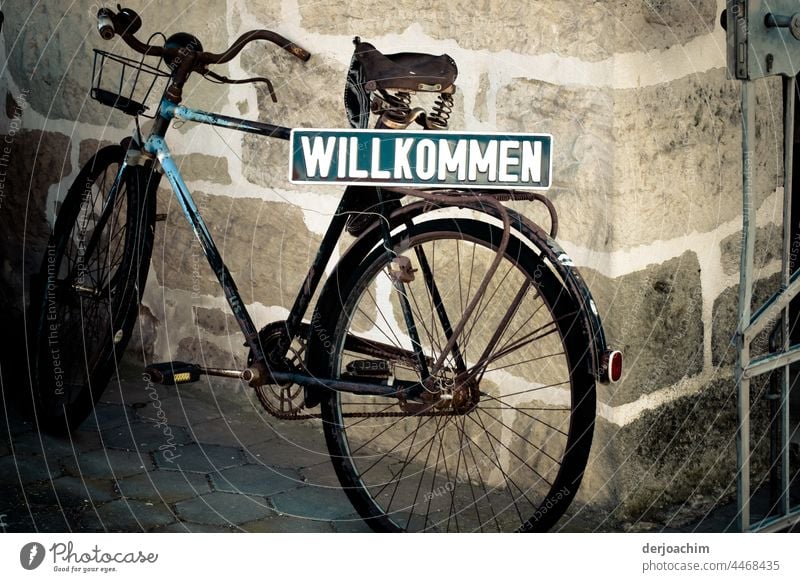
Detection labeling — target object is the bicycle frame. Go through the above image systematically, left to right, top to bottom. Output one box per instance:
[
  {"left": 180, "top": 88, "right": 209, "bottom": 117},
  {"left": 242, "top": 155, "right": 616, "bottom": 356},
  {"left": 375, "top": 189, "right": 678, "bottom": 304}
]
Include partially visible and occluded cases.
[{"left": 114, "top": 97, "right": 426, "bottom": 399}]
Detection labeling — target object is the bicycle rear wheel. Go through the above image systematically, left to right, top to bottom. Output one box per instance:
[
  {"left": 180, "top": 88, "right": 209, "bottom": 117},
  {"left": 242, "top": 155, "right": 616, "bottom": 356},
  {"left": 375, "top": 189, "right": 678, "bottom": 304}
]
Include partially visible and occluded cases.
[
  {"left": 29, "top": 144, "right": 157, "bottom": 433},
  {"left": 314, "top": 217, "right": 596, "bottom": 532}
]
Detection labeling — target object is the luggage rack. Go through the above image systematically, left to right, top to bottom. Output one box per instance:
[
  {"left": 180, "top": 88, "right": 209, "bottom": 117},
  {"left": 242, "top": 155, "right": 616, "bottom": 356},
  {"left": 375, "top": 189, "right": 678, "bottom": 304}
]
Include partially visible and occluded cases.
[{"left": 725, "top": 0, "right": 800, "bottom": 532}]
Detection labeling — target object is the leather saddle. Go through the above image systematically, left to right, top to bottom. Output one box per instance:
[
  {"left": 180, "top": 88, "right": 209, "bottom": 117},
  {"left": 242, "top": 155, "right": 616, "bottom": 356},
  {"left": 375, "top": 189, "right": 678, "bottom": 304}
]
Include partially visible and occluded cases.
[{"left": 352, "top": 39, "right": 458, "bottom": 93}]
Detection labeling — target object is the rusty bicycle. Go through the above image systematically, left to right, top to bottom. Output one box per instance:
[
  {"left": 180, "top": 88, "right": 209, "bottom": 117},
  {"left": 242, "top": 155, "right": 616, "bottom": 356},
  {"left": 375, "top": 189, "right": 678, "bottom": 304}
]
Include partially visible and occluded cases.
[{"left": 28, "top": 5, "right": 621, "bottom": 532}]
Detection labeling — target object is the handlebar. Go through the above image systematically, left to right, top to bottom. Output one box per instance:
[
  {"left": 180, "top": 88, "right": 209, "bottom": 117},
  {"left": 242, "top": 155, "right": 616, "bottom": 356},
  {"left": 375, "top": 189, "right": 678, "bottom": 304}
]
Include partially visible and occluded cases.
[{"left": 96, "top": 5, "right": 310, "bottom": 101}]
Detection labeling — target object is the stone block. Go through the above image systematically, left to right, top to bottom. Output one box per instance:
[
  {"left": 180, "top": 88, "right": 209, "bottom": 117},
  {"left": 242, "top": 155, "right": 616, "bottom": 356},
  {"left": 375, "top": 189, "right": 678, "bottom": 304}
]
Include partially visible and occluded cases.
[
  {"left": 2, "top": 1, "right": 230, "bottom": 126},
  {"left": 297, "top": 1, "right": 716, "bottom": 59},
  {"left": 239, "top": 50, "right": 347, "bottom": 191},
  {"left": 497, "top": 70, "right": 783, "bottom": 251},
  {"left": 496, "top": 80, "right": 614, "bottom": 251},
  {"left": 0, "top": 130, "right": 71, "bottom": 307},
  {"left": 78, "top": 138, "right": 116, "bottom": 168},
  {"left": 173, "top": 154, "right": 231, "bottom": 184},
  {"left": 151, "top": 191, "right": 322, "bottom": 308},
  {"left": 719, "top": 225, "right": 782, "bottom": 276},
  {"left": 583, "top": 251, "right": 704, "bottom": 405},
  {"left": 712, "top": 273, "right": 782, "bottom": 367},
  {"left": 126, "top": 303, "right": 160, "bottom": 364},
  {"left": 193, "top": 306, "right": 239, "bottom": 336},
  {"left": 595, "top": 376, "right": 771, "bottom": 523}
]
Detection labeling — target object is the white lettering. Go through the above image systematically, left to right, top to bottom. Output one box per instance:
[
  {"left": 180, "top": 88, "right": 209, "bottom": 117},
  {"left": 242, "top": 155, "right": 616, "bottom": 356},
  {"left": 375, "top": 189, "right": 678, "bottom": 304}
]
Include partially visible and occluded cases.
[
  {"left": 300, "top": 136, "right": 336, "bottom": 178},
  {"left": 337, "top": 136, "right": 348, "bottom": 178},
  {"left": 348, "top": 136, "right": 368, "bottom": 178},
  {"left": 370, "top": 138, "right": 391, "bottom": 179},
  {"left": 394, "top": 138, "right": 414, "bottom": 179},
  {"left": 416, "top": 139, "right": 437, "bottom": 180},
  {"left": 437, "top": 139, "right": 467, "bottom": 181},
  {"left": 468, "top": 140, "right": 497, "bottom": 182},
  {"left": 499, "top": 140, "right": 519, "bottom": 182},
  {"left": 521, "top": 140, "right": 542, "bottom": 183}
]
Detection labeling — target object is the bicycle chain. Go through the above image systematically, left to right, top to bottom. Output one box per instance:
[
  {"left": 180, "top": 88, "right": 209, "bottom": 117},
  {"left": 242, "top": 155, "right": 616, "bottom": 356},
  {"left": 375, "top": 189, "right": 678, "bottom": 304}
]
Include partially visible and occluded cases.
[{"left": 264, "top": 334, "right": 450, "bottom": 420}]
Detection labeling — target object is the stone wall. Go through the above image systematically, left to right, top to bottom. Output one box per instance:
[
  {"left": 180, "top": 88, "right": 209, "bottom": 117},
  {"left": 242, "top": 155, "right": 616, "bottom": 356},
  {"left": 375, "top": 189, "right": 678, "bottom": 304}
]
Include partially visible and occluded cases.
[{"left": 0, "top": 0, "right": 788, "bottom": 526}]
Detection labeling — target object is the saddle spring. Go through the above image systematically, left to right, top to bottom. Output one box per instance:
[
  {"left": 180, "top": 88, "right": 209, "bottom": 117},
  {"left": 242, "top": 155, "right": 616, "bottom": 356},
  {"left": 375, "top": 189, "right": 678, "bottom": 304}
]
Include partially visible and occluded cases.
[
  {"left": 373, "top": 89, "right": 453, "bottom": 130},
  {"left": 426, "top": 92, "right": 453, "bottom": 130}
]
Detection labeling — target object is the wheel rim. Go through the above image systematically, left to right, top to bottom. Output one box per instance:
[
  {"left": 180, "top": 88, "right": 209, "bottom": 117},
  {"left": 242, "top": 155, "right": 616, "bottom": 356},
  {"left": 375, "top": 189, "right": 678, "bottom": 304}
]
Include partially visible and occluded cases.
[{"left": 324, "top": 222, "right": 593, "bottom": 532}]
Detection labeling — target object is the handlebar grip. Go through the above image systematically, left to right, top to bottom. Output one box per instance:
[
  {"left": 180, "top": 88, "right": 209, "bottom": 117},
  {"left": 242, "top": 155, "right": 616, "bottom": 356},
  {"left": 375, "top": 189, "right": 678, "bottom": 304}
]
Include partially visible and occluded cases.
[
  {"left": 97, "top": 9, "right": 115, "bottom": 40},
  {"left": 286, "top": 43, "right": 311, "bottom": 62}
]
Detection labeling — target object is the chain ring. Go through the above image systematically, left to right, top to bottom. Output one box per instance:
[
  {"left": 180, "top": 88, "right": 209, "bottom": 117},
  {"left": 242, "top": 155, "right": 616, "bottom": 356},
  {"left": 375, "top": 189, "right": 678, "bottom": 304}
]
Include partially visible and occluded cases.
[{"left": 247, "top": 322, "right": 310, "bottom": 419}]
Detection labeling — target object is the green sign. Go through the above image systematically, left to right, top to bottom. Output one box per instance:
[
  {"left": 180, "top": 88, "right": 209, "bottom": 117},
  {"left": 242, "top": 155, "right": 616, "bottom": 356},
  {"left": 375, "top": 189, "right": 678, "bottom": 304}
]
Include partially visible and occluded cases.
[{"left": 289, "top": 129, "right": 552, "bottom": 189}]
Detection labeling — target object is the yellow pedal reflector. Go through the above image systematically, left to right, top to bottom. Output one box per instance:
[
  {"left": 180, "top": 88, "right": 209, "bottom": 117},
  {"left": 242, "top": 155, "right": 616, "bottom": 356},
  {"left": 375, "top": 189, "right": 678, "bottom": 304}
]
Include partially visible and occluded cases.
[{"left": 173, "top": 372, "right": 192, "bottom": 383}]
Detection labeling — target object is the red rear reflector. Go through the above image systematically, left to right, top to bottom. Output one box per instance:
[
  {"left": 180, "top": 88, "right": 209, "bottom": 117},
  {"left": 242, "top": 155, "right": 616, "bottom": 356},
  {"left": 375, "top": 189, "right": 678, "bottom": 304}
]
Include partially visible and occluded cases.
[{"left": 607, "top": 350, "right": 623, "bottom": 383}]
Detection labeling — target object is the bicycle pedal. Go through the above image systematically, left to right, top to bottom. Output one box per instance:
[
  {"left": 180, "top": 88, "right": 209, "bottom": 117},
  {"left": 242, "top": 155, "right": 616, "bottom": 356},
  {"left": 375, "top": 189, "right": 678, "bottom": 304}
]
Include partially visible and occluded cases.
[
  {"left": 345, "top": 359, "right": 391, "bottom": 377},
  {"left": 144, "top": 361, "right": 201, "bottom": 385}
]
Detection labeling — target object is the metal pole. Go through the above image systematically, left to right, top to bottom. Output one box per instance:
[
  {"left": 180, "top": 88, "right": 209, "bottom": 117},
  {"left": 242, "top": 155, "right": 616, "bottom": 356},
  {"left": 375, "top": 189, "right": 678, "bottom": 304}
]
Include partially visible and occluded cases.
[
  {"left": 781, "top": 76, "right": 795, "bottom": 516},
  {"left": 737, "top": 79, "right": 757, "bottom": 532}
]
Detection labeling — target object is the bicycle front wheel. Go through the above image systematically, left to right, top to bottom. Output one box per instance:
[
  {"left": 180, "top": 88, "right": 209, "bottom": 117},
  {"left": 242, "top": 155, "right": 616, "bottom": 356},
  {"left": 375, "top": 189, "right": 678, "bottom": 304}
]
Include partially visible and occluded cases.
[
  {"left": 29, "top": 144, "right": 157, "bottom": 433},
  {"left": 316, "top": 217, "right": 596, "bottom": 532}
]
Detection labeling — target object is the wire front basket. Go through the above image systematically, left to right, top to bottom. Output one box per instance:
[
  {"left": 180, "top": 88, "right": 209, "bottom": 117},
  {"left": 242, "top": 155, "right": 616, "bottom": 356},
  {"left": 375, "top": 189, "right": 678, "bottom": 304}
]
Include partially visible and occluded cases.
[{"left": 90, "top": 49, "right": 170, "bottom": 118}]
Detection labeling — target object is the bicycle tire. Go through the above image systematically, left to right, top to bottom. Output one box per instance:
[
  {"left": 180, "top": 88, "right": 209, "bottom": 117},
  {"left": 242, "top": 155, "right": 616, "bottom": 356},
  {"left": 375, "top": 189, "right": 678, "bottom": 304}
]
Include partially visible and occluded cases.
[
  {"left": 29, "top": 144, "right": 157, "bottom": 434},
  {"left": 313, "top": 217, "right": 595, "bottom": 532}
]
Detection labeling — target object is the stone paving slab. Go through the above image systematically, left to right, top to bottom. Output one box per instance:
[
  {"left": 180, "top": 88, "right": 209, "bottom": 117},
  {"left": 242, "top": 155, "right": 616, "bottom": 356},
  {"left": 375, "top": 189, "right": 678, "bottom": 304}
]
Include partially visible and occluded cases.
[
  {"left": 100, "top": 375, "right": 171, "bottom": 406},
  {"left": 135, "top": 395, "right": 223, "bottom": 428},
  {"left": 78, "top": 403, "right": 137, "bottom": 431},
  {"left": 188, "top": 416, "right": 274, "bottom": 448},
  {"left": 100, "top": 421, "right": 193, "bottom": 452},
  {"left": 9, "top": 428, "right": 103, "bottom": 458},
  {"left": 243, "top": 434, "right": 331, "bottom": 470},
  {"left": 154, "top": 442, "right": 244, "bottom": 473},
  {"left": 61, "top": 448, "right": 154, "bottom": 480},
  {"left": 0, "top": 452, "right": 63, "bottom": 484},
  {"left": 298, "top": 460, "right": 341, "bottom": 488},
  {"left": 210, "top": 464, "right": 302, "bottom": 496},
  {"left": 116, "top": 470, "right": 211, "bottom": 504},
  {"left": 49, "top": 476, "right": 117, "bottom": 506},
  {"left": 270, "top": 485, "right": 354, "bottom": 521},
  {"left": 175, "top": 491, "right": 273, "bottom": 526},
  {"left": 80, "top": 498, "right": 177, "bottom": 532},
  {"left": 330, "top": 513, "right": 374, "bottom": 533},
  {"left": 240, "top": 515, "right": 334, "bottom": 532},
  {"left": 157, "top": 521, "right": 237, "bottom": 533}
]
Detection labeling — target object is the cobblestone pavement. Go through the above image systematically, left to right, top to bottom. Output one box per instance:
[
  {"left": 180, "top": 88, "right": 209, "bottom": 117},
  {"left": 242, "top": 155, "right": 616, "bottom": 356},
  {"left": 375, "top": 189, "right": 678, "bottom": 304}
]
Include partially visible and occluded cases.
[
  {"left": 2, "top": 358, "right": 797, "bottom": 533},
  {"left": 0, "top": 359, "right": 371, "bottom": 533}
]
